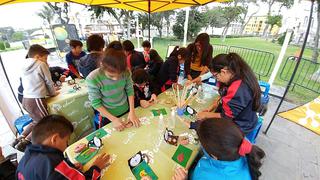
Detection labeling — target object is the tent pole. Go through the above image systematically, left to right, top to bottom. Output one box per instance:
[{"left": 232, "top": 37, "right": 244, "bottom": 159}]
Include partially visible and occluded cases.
[
  {"left": 148, "top": 0, "right": 151, "bottom": 41},
  {"left": 263, "top": 0, "right": 315, "bottom": 135},
  {"left": 0, "top": 55, "right": 24, "bottom": 115}
]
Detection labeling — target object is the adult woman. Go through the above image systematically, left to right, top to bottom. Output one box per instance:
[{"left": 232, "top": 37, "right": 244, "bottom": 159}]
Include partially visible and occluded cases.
[
  {"left": 185, "top": 33, "right": 213, "bottom": 80},
  {"left": 197, "top": 53, "right": 261, "bottom": 136}
]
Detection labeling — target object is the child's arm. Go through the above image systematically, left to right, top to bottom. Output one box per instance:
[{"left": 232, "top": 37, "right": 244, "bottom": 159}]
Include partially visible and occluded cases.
[
  {"left": 66, "top": 54, "right": 81, "bottom": 78},
  {"left": 168, "top": 61, "right": 178, "bottom": 83},
  {"left": 40, "top": 63, "right": 56, "bottom": 96},
  {"left": 125, "top": 71, "right": 140, "bottom": 127},
  {"left": 196, "top": 112, "right": 221, "bottom": 120}
]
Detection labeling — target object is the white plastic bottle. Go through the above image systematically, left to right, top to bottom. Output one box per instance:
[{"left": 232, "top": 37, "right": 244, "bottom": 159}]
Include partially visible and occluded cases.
[
  {"left": 169, "top": 109, "right": 176, "bottom": 129},
  {"left": 158, "top": 113, "right": 165, "bottom": 133}
]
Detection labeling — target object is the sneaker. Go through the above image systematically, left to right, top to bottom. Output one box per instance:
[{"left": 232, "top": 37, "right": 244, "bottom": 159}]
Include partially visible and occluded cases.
[
  {"left": 11, "top": 136, "right": 24, "bottom": 148},
  {"left": 15, "top": 139, "right": 31, "bottom": 152}
]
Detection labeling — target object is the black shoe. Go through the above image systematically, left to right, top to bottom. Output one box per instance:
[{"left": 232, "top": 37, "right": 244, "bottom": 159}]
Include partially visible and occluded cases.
[
  {"left": 11, "top": 136, "right": 24, "bottom": 148},
  {"left": 15, "top": 139, "right": 31, "bottom": 152}
]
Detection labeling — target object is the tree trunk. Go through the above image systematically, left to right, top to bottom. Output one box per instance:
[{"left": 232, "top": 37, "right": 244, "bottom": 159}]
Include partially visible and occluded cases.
[
  {"left": 311, "top": 3, "right": 320, "bottom": 62},
  {"left": 240, "top": 4, "right": 260, "bottom": 35},
  {"left": 127, "top": 19, "right": 130, "bottom": 39},
  {"left": 166, "top": 20, "right": 170, "bottom": 37},
  {"left": 222, "top": 23, "right": 230, "bottom": 41}
]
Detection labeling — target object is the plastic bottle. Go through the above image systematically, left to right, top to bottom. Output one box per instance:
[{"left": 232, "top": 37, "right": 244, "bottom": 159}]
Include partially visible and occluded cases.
[
  {"left": 169, "top": 109, "right": 176, "bottom": 129},
  {"left": 158, "top": 113, "right": 165, "bottom": 133}
]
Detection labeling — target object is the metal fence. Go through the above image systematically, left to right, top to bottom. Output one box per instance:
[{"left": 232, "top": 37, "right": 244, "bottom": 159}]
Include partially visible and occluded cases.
[
  {"left": 211, "top": 45, "right": 275, "bottom": 80},
  {"left": 280, "top": 56, "right": 320, "bottom": 93}
]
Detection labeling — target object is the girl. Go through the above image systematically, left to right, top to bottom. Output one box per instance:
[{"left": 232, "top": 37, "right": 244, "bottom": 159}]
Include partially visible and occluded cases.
[
  {"left": 185, "top": 33, "right": 213, "bottom": 80},
  {"left": 157, "top": 46, "right": 187, "bottom": 92},
  {"left": 86, "top": 48, "right": 140, "bottom": 131},
  {"left": 145, "top": 49, "right": 163, "bottom": 79},
  {"left": 197, "top": 53, "right": 261, "bottom": 137},
  {"left": 192, "top": 118, "right": 265, "bottom": 180}
]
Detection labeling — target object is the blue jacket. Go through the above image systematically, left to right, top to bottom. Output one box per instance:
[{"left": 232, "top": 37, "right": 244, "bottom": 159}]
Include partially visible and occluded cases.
[
  {"left": 16, "top": 144, "right": 101, "bottom": 180},
  {"left": 192, "top": 148, "right": 251, "bottom": 180}
]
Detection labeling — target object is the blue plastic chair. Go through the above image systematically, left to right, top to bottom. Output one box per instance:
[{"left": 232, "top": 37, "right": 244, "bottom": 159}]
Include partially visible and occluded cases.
[{"left": 14, "top": 114, "right": 32, "bottom": 135}]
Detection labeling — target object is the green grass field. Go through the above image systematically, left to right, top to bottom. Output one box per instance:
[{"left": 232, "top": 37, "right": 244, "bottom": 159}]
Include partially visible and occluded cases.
[{"left": 131, "top": 37, "right": 319, "bottom": 104}]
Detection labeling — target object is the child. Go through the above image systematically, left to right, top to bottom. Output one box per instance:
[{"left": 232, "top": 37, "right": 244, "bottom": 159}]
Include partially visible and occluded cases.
[
  {"left": 185, "top": 33, "right": 213, "bottom": 80},
  {"left": 79, "top": 34, "right": 105, "bottom": 78},
  {"left": 65, "top": 40, "right": 86, "bottom": 78},
  {"left": 122, "top": 40, "right": 145, "bottom": 71},
  {"left": 142, "top": 40, "right": 151, "bottom": 62},
  {"left": 14, "top": 44, "right": 58, "bottom": 152},
  {"left": 157, "top": 46, "right": 187, "bottom": 92},
  {"left": 86, "top": 47, "right": 140, "bottom": 131},
  {"left": 145, "top": 49, "right": 163, "bottom": 79},
  {"left": 196, "top": 53, "right": 261, "bottom": 138},
  {"left": 17, "top": 67, "right": 75, "bottom": 103},
  {"left": 132, "top": 69, "right": 157, "bottom": 108},
  {"left": 16, "top": 115, "right": 111, "bottom": 180},
  {"left": 192, "top": 118, "right": 265, "bottom": 180}
]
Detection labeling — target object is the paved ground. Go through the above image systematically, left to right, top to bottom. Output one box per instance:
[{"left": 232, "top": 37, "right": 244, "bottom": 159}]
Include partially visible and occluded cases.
[{"left": 258, "top": 96, "right": 320, "bottom": 180}]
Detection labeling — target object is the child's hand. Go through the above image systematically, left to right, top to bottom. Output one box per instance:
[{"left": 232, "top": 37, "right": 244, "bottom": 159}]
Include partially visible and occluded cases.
[
  {"left": 59, "top": 75, "right": 66, "bottom": 82},
  {"left": 185, "top": 80, "right": 193, "bottom": 87},
  {"left": 54, "top": 91, "right": 60, "bottom": 96},
  {"left": 150, "top": 94, "right": 157, "bottom": 102},
  {"left": 140, "top": 100, "right": 151, "bottom": 108},
  {"left": 201, "top": 107, "right": 212, "bottom": 112},
  {"left": 128, "top": 111, "right": 140, "bottom": 128},
  {"left": 196, "top": 111, "right": 209, "bottom": 120},
  {"left": 112, "top": 118, "right": 125, "bottom": 131},
  {"left": 0, "top": 147, "right": 5, "bottom": 162},
  {"left": 93, "top": 153, "right": 111, "bottom": 170},
  {"left": 74, "top": 163, "right": 83, "bottom": 171},
  {"left": 172, "top": 168, "right": 188, "bottom": 180}
]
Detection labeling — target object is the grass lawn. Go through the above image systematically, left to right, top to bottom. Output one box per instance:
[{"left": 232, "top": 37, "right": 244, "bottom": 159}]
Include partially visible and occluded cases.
[{"left": 131, "top": 37, "right": 319, "bottom": 104}]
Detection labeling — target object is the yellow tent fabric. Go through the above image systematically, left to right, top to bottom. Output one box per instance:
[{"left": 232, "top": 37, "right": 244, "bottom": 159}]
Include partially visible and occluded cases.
[
  {"left": 0, "top": 0, "right": 229, "bottom": 13},
  {"left": 278, "top": 96, "right": 320, "bottom": 135}
]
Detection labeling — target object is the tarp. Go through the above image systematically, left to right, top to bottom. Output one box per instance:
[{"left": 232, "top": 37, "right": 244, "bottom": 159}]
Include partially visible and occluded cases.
[
  {"left": 0, "top": 0, "right": 229, "bottom": 13},
  {"left": 278, "top": 96, "right": 320, "bottom": 135}
]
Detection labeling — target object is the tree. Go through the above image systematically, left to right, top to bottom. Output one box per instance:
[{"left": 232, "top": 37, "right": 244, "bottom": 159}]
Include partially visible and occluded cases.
[
  {"left": 261, "top": 0, "right": 294, "bottom": 37},
  {"left": 312, "top": 0, "right": 320, "bottom": 62},
  {"left": 46, "top": 2, "right": 70, "bottom": 24},
  {"left": 36, "top": 4, "right": 55, "bottom": 25},
  {"left": 221, "top": 6, "right": 246, "bottom": 39},
  {"left": 204, "top": 7, "right": 227, "bottom": 34},
  {"left": 173, "top": 8, "right": 206, "bottom": 40},
  {"left": 162, "top": 11, "right": 175, "bottom": 37},
  {"left": 138, "top": 13, "right": 149, "bottom": 34},
  {"left": 151, "top": 13, "right": 165, "bottom": 38},
  {"left": 266, "top": 15, "right": 282, "bottom": 35},
  {"left": 11, "top": 32, "right": 25, "bottom": 42}
]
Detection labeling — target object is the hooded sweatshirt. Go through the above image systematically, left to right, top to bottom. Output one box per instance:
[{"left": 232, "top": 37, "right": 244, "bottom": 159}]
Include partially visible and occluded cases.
[
  {"left": 21, "top": 58, "right": 55, "bottom": 98},
  {"left": 16, "top": 144, "right": 101, "bottom": 180},
  {"left": 192, "top": 147, "right": 251, "bottom": 180}
]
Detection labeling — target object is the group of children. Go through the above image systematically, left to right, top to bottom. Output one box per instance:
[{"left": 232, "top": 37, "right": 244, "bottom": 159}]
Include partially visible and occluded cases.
[{"left": 4, "top": 32, "right": 268, "bottom": 180}]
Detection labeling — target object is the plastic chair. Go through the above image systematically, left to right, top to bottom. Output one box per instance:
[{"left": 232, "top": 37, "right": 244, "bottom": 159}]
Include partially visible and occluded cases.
[{"left": 14, "top": 115, "right": 32, "bottom": 135}]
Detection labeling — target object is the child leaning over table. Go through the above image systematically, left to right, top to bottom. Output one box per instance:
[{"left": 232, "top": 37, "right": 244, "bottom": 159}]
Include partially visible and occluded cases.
[
  {"left": 12, "top": 44, "right": 59, "bottom": 152},
  {"left": 86, "top": 47, "right": 140, "bottom": 131},
  {"left": 132, "top": 68, "right": 157, "bottom": 108},
  {"left": 16, "top": 115, "right": 111, "bottom": 180}
]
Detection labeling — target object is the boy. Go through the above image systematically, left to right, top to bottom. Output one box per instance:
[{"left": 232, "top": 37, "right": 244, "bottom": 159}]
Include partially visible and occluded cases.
[
  {"left": 79, "top": 34, "right": 105, "bottom": 78},
  {"left": 65, "top": 40, "right": 86, "bottom": 78},
  {"left": 122, "top": 40, "right": 145, "bottom": 71},
  {"left": 142, "top": 40, "right": 151, "bottom": 63},
  {"left": 14, "top": 44, "right": 58, "bottom": 152},
  {"left": 86, "top": 48, "right": 140, "bottom": 131},
  {"left": 132, "top": 69, "right": 157, "bottom": 108},
  {"left": 16, "top": 115, "right": 111, "bottom": 180}
]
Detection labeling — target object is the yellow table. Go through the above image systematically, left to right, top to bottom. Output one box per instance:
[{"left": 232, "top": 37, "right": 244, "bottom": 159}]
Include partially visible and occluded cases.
[
  {"left": 47, "top": 79, "right": 94, "bottom": 143},
  {"left": 65, "top": 84, "right": 218, "bottom": 180}
]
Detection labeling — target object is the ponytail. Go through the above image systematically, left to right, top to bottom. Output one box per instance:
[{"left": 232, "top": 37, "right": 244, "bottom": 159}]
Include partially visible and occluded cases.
[{"left": 246, "top": 145, "right": 265, "bottom": 180}]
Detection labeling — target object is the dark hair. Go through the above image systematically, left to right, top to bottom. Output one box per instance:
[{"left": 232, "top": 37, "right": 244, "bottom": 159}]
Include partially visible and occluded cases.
[
  {"left": 190, "top": 33, "right": 212, "bottom": 66},
  {"left": 87, "top": 34, "right": 105, "bottom": 52},
  {"left": 69, "top": 40, "right": 83, "bottom": 48},
  {"left": 122, "top": 40, "right": 134, "bottom": 52},
  {"left": 142, "top": 40, "right": 151, "bottom": 48},
  {"left": 107, "top": 41, "right": 123, "bottom": 50},
  {"left": 27, "top": 44, "right": 50, "bottom": 58},
  {"left": 177, "top": 47, "right": 188, "bottom": 59},
  {"left": 102, "top": 48, "right": 127, "bottom": 73},
  {"left": 149, "top": 49, "right": 163, "bottom": 62},
  {"left": 211, "top": 53, "right": 261, "bottom": 111},
  {"left": 132, "top": 68, "right": 149, "bottom": 84},
  {"left": 32, "top": 115, "right": 74, "bottom": 144},
  {"left": 197, "top": 118, "right": 265, "bottom": 180}
]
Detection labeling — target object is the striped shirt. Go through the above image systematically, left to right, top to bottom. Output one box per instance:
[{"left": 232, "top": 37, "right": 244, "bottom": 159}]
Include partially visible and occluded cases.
[{"left": 86, "top": 68, "right": 134, "bottom": 116}]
